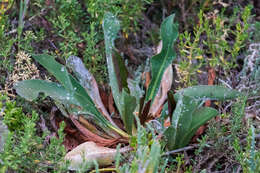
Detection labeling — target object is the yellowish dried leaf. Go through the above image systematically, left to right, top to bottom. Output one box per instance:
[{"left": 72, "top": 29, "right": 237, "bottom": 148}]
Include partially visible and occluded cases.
[
  {"left": 149, "top": 41, "right": 173, "bottom": 116},
  {"left": 65, "top": 142, "right": 130, "bottom": 170}
]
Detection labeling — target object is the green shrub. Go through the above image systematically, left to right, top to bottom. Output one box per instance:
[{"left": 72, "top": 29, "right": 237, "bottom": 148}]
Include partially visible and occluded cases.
[
  {"left": 86, "top": 0, "right": 153, "bottom": 34},
  {"left": 177, "top": 5, "right": 252, "bottom": 87},
  {"left": 0, "top": 95, "right": 24, "bottom": 131},
  {"left": 0, "top": 97, "right": 67, "bottom": 172},
  {"left": 118, "top": 118, "right": 163, "bottom": 172},
  {"left": 233, "top": 126, "right": 260, "bottom": 172}
]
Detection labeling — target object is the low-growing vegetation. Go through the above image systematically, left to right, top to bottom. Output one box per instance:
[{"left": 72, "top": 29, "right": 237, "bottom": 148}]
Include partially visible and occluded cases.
[{"left": 0, "top": 0, "right": 259, "bottom": 172}]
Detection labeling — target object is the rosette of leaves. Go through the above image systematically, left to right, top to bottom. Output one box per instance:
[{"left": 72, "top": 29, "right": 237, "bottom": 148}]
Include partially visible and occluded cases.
[
  {"left": 14, "top": 12, "right": 242, "bottom": 155},
  {"left": 14, "top": 13, "right": 178, "bottom": 144},
  {"left": 164, "top": 86, "right": 242, "bottom": 150}
]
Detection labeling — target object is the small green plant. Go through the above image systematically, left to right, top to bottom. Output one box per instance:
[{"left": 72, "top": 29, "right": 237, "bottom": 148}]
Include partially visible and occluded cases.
[
  {"left": 17, "top": 0, "right": 29, "bottom": 47},
  {"left": 39, "top": 0, "right": 107, "bottom": 82},
  {"left": 86, "top": 0, "right": 153, "bottom": 34},
  {"left": 177, "top": 5, "right": 252, "bottom": 87},
  {"left": 0, "top": 10, "right": 14, "bottom": 87},
  {"left": 14, "top": 12, "right": 180, "bottom": 141},
  {"left": 14, "top": 13, "right": 242, "bottom": 170},
  {"left": 0, "top": 19, "right": 15, "bottom": 76},
  {"left": 82, "top": 22, "right": 107, "bottom": 83},
  {"left": 19, "top": 30, "right": 40, "bottom": 53},
  {"left": 163, "top": 86, "right": 241, "bottom": 150},
  {"left": 0, "top": 95, "right": 24, "bottom": 131},
  {"left": 0, "top": 97, "right": 68, "bottom": 172},
  {"left": 230, "top": 97, "right": 247, "bottom": 136},
  {"left": 118, "top": 118, "right": 163, "bottom": 172},
  {"left": 233, "top": 126, "right": 260, "bottom": 172},
  {"left": 194, "top": 135, "right": 209, "bottom": 155}
]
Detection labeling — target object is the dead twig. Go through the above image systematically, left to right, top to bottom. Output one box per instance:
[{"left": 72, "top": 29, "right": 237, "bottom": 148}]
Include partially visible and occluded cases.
[
  {"left": 162, "top": 144, "right": 202, "bottom": 156},
  {"left": 208, "top": 153, "right": 225, "bottom": 171},
  {"left": 236, "top": 165, "right": 242, "bottom": 173}
]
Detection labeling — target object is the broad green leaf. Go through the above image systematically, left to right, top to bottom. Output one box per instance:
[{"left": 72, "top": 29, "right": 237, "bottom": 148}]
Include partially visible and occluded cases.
[
  {"left": 103, "top": 12, "right": 122, "bottom": 114},
  {"left": 103, "top": 13, "right": 136, "bottom": 134},
  {"left": 145, "top": 14, "right": 178, "bottom": 103},
  {"left": 112, "top": 51, "right": 129, "bottom": 92},
  {"left": 24, "top": 54, "right": 128, "bottom": 137},
  {"left": 31, "top": 54, "right": 99, "bottom": 117},
  {"left": 32, "top": 54, "right": 73, "bottom": 92},
  {"left": 66, "top": 56, "right": 117, "bottom": 127},
  {"left": 69, "top": 75, "right": 128, "bottom": 138},
  {"left": 68, "top": 76, "right": 108, "bottom": 125},
  {"left": 14, "top": 79, "right": 114, "bottom": 135},
  {"left": 14, "top": 80, "right": 78, "bottom": 105},
  {"left": 174, "top": 85, "right": 242, "bottom": 101},
  {"left": 120, "top": 89, "right": 136, "bottom": 134},
  {"left": 164, "top": 94, "right": 198, "bottom": 150},
  {"left": 171, "top": 95, "right": 196, "bottom": 134},
  {"left": 174, "top": 97, "right": 199, "bottom": 148},
  {"left": 179, "top": 107, "right": 218, "bottom": 148},
  {"left": 164, "top": 126, "right": 176, "bottom": 151},
  {"left": 147, "top": 140, "right": 161, "bottom": 173}
]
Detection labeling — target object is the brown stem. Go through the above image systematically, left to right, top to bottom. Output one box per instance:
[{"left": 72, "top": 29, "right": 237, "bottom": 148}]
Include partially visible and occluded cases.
[{"left": 205, "top": 67, "right": 216, "bottom": 107}]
